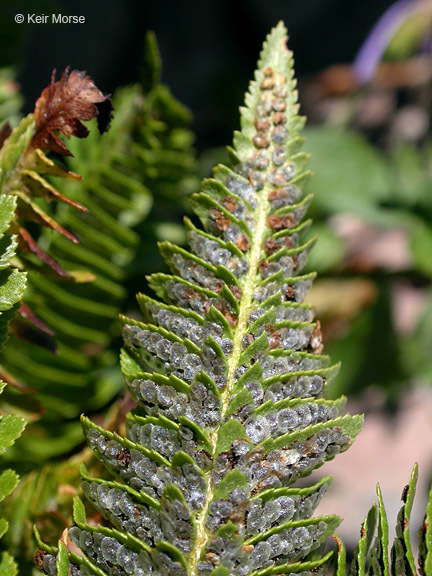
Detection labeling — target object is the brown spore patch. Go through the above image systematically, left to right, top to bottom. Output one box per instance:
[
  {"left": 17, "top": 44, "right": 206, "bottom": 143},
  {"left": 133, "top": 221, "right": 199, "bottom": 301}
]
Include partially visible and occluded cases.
[{"left": 266, "top": 213, "right": 297, "bottom": 231}]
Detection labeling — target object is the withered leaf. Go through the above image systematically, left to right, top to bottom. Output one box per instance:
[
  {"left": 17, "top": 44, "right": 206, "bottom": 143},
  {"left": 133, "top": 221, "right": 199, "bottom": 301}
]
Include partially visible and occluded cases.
[
  {"left": 30, "top": 68, "right": 113, "bottom": 156},
  {"left": 21, "top": 168, "right": 88, "bottom": 212},
  {"left": 16, "top": 191, "right": 80, "bottom": 244},
  {"left": 18, "top": 226, "right": 70, "bottom": 277},
  {"left": 19, "top": 302, "right": 55, "bottom": 337},
  {"left": 0, "top": 366, "right": 38, "bottom": 394}
]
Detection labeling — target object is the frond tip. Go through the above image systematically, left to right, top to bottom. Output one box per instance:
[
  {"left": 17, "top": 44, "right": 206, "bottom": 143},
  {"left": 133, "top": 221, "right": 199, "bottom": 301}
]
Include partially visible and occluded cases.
[{"left": 36, "top": 22, "right": 362, "bottom": 576}]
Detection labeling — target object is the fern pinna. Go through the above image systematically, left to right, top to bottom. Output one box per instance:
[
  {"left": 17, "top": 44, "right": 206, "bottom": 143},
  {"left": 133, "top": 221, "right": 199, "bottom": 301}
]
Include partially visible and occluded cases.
[{"left": 36, "top": 22, "right": 362, "bottom": 576}]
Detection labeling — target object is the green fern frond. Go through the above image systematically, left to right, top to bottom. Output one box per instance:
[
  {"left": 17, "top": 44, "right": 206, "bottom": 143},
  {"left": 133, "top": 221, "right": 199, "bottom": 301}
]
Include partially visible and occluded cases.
[
  {"left": 36, "top": 22, "right": 362, "bottom": 576},
  {"left": 1, "top": 33, "right": 197, "bottom": 462},
  {"left": 1, "top": 85, "right": 151, "bottom": 431},
  {"left": 334, "top": 464, "right": 432, "bottom": 575}
]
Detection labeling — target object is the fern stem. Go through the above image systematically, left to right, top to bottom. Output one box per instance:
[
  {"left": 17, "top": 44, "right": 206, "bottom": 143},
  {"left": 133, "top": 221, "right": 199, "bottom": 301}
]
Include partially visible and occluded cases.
[{"left": 222, "top": 177, "right": 270, "bottom": 420}]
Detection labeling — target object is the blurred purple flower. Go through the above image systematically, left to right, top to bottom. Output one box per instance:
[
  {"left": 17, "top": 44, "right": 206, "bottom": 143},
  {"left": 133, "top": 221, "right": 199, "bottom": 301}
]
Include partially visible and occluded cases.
[{"left": 354, "top": 0, "right": 424, "bottom": 84}]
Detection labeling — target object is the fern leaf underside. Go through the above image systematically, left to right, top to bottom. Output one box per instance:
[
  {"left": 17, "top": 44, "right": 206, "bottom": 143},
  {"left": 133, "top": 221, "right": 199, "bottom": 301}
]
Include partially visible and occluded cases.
[{"left": 38, "top": 23, "right": 362, "bottom": 576}]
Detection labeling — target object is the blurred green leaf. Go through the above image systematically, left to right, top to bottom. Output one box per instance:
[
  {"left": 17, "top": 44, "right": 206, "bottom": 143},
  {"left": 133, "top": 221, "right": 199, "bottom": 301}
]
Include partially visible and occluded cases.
[
  {"left": 0, "top": 69, "right": 22, "bottom": 128},
  {"left": 304, "top": 127, "right": 391, "bottom": 219},
  {"left": 391, "top": 144, "right": 430, "bottom": 206},
  {"left": 410, "top": 221, "right": 432, "bottom": 278},
  {"left": 305, "top": 223, "right": 345, "bottom": 273},
  {"left": 326, "top": 284, "right": 406, "bottom": 401},
  {"left": 404, "top": 292, "right": 432, "bottom": 382},
  {"left": 0, "top": 415, "right": 25, "bottom": 457},
  {"left": 0, "top": 470, "right": 18, "bottom": 503}
]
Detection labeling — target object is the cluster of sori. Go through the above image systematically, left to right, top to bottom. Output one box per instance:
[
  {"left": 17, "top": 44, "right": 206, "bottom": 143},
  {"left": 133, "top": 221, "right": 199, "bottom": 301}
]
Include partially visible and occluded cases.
[
  {"left": 38, "top": 24, "right": 361, "bottom": 576},
  {"left": 187, "top": 228, "right": 249, "bottom": 278},
  {"left": 144, "top": 300, "right": 234, "bottom": 353},
  {"left": 249, "top": 302, "right": 315, "bottom": 324},
  {"left": 123, "top": 321, "right": 229, "bottom": 390},
  {"left": 257, "top": 351, "right": 326, "bottom": 378},
  {"left": 126, "top": 374, "right": 221, "bottom": 429},
  {"left": 242, "top": 399, "right": 341, "bottom": 438},
  {"left": 125, "top": 414, "right": 213, "bottom": 470},
  {"left": 212, "top": 424, "right": 351, "bottom": 492},
  {"left": 85, "top": 425, "right": 206, "bottom": 510},
  {"left": 207, "top": 477, "right": 331, "bottom": 535},
  {"left": 82, "top": 478, "right": 164, "bottom": 545},
  {"left": 197, "top": 519, "right": 331, "bottom": 576},
  {"left": 67, "top": 525, "right": 188, "bottom": 576},
  {"left": 38, "top": 537, "right": 187, "bottom": 576}
]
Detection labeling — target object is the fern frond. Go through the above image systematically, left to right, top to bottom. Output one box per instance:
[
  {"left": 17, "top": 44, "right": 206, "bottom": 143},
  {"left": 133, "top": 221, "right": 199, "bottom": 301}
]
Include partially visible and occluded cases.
[
  {"left": 37, "top": 22, "right": 361, "bottom": 576},
  {"left": 0, "top": 67, "right": 112, "bottom": 470}
]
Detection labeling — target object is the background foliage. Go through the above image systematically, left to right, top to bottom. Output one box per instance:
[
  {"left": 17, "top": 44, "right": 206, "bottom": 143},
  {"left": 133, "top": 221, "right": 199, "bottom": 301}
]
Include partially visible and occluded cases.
[{"left": 0, "top": 32, "right": 197, "bottom": 467}]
